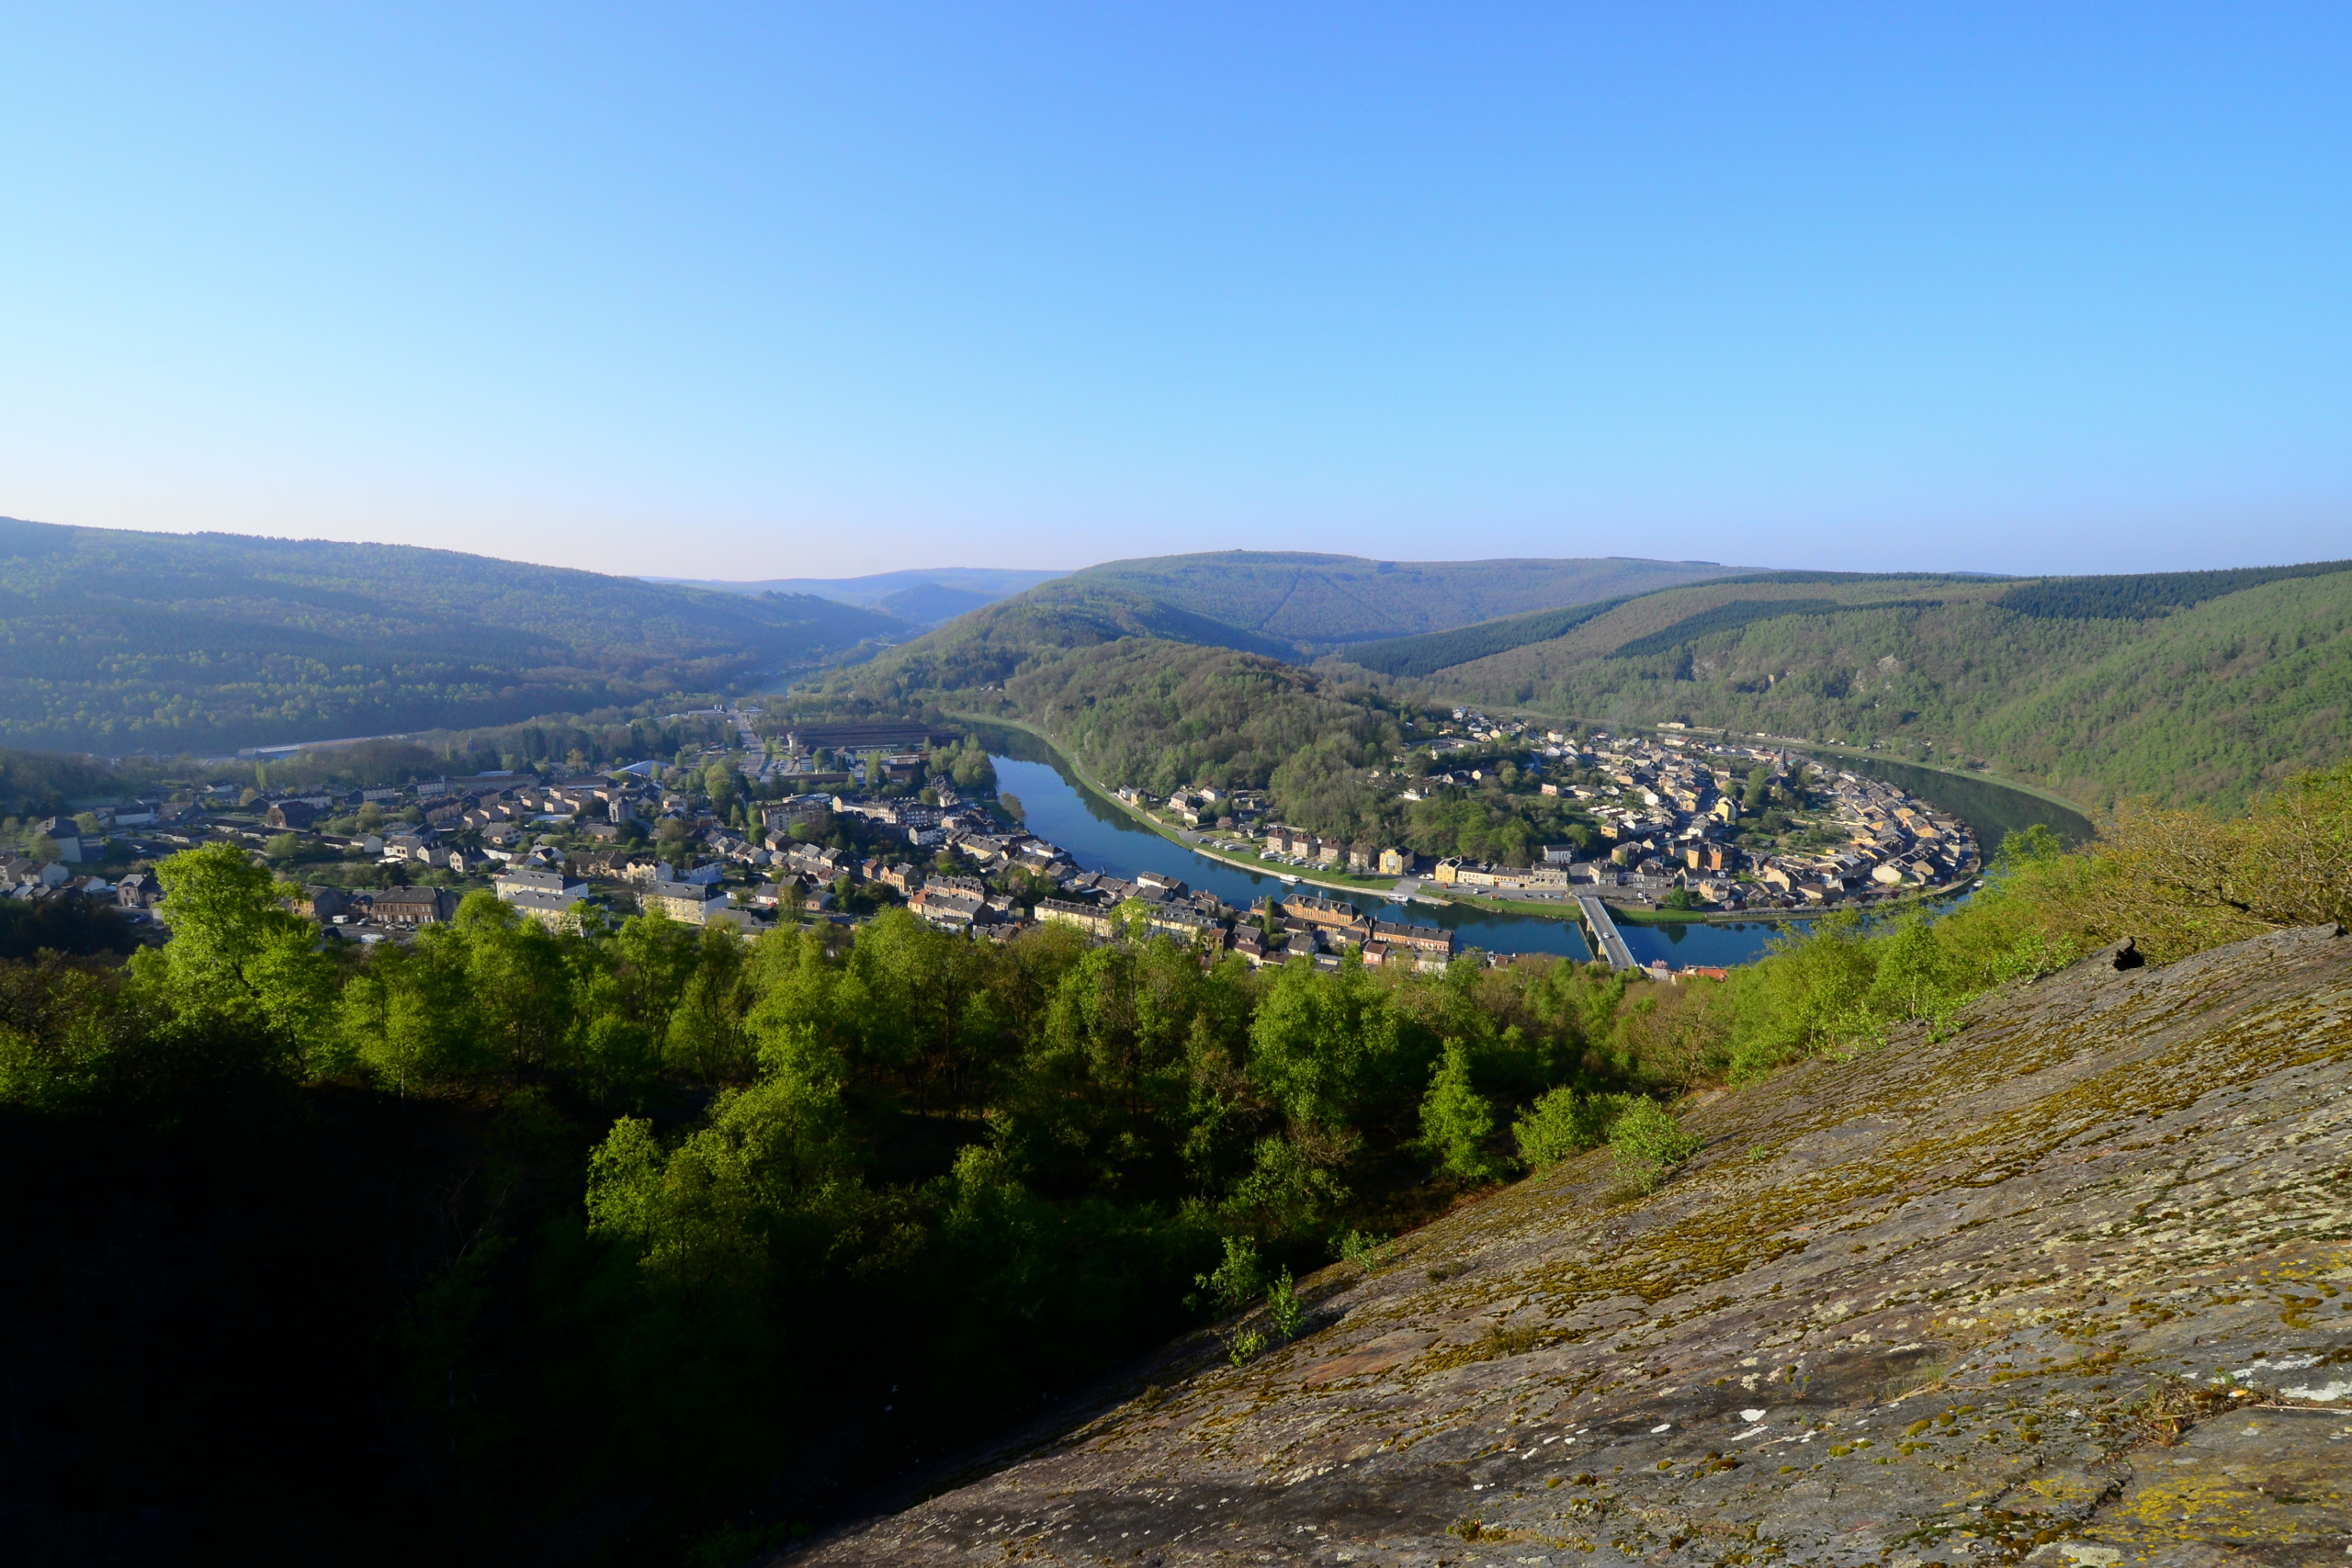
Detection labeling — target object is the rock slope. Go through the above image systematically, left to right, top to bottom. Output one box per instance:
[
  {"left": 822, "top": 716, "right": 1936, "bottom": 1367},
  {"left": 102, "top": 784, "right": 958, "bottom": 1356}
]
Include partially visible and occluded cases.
[{"left": 793, "top": 926, "right": 2352, "bottom": 1567}]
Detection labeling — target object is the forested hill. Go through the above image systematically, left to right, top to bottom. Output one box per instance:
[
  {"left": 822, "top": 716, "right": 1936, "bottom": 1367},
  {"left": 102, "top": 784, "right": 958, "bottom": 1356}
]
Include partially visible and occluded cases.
[
  {"left": 0, "top": 517, "right": 907, "bottom": 753},
  {"left": 1061, "top": 551, "right": 1743, "bottom": 646},
  {"left": 844, "top": 552, "right": 1746, "bottom": 694},
  {"left": 1338, "top": 562, "right": 2352, "bottom": 811}
]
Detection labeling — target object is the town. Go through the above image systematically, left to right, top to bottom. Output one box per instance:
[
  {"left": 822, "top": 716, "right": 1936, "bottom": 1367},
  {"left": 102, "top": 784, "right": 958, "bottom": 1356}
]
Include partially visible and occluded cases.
[
  {"left": 2, "top": 707, "right": 1974, "bottom": 974},
  {"left": 1130, "top": 707, "right": 1980, "bottom": 916}
]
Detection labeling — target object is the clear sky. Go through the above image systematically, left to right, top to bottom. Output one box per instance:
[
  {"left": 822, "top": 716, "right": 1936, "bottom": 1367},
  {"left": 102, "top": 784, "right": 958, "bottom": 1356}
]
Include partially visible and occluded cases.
[{"left": 4, "top": 5, "right": 2346, "bottom": 579}]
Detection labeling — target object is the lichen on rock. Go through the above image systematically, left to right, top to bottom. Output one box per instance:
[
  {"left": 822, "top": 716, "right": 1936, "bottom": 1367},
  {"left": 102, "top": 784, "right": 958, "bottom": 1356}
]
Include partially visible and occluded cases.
[{"left": 790, "top": 926, "right": 2352, "bottom": 1566}]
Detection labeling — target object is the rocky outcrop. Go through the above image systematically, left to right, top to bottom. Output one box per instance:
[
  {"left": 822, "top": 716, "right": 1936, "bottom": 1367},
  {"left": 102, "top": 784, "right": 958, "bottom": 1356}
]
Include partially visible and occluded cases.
[{"left": 794, "top": 926, "right": 2352, "bottom": 1566}]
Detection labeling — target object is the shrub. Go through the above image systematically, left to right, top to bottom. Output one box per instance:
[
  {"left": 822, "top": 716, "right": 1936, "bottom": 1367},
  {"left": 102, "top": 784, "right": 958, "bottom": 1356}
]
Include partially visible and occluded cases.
[
  {"left": 1417, "top": 1040, "right": 1505, "bottom": 1183},
  {"left": 1510, "top": 1086, "right": 1623, "bottom": 1170},
  {"left": 1608, "top": 1099, "right": 1703, "bottom": 1192},
  {"left": 1190, "top": 1235, "right": 1263, "bottom": 1317},
  {"left": 1264, "top": 1269, "right": 1304, "bottom": 1341}
]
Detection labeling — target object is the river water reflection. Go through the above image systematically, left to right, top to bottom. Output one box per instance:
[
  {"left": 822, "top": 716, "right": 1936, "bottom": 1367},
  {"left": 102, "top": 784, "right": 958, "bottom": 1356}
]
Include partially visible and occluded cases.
[
  {"left": 980, "top": 729, "right": 2090, "bottom": 968},
  {"left": 986, "top": 743, "right": 1800, "bottom": 966}
]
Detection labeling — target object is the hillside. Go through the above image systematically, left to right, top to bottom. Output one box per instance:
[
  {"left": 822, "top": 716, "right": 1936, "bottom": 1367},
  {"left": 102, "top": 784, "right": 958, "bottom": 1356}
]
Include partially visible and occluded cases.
[
  {"left": 0, "top": 517, "right": 906, "bottom": 752},
  {"left": 1063, "top": 551, "right": 1745, "bottom": 647},
  {"left": 839, "top": 552, "right": 1754, "bottom": 705},
  {"left": 1341, "top": 563, "right": 2352, "bottom": 811},
  {"left": 652, "top": 566, "right": 1068, "bottom": 609},
  {"left": 848, "top": 581, "right": 1302, "bottom": 700},
  {"left": 5, "top": 757, "right": 2342, "bottom": 1562},
  {"left": 798, "top": 921, "right": 2352, "bottom": 1567}
]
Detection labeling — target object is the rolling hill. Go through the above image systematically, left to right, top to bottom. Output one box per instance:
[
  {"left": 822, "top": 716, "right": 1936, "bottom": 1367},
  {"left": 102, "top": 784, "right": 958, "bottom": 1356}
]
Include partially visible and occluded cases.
[
  {"left": 0, "top": 517, "right": 908, "bottom": 753},
  {"left": 842, "top": 551, "right": 1746, "bottom": 690},
  {"left": 1061, "top": 551, "right": 1744, "bottom": 646},
  {"left": 817, "top": 553, "right": 2352, "bottom": 818},
  {"left": 1340, "top": 562, "right": 2352, "bottom": 810},
  {"left": 653, "top": 566, "right": 1069, "bottom": 610}
]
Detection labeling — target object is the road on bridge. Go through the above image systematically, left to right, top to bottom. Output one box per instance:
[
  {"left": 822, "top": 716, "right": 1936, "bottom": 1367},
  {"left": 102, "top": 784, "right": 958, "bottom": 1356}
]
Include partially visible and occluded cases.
[{"left": 1577, "top": 895, "right": 1638, "bottom": 972}]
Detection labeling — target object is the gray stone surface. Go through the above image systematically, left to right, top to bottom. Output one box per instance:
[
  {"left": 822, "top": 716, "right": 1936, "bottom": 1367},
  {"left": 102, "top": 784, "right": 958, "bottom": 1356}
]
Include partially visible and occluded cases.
[{"left": 789, "top": 926, "right": 2352, "bottom": 1567}]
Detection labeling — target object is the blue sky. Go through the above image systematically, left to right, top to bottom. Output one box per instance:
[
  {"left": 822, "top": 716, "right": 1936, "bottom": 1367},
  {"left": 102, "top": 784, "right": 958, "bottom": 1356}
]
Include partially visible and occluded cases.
[{"left": 4, "top": 5, "right": 2346, "bottom": 578}]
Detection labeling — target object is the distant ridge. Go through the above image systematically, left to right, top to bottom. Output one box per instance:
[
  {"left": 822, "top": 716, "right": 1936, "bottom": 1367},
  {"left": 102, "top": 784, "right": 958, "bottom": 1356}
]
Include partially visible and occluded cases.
[
  {"left": 0, "top": 516, "right": 906, "bottom": 752},
  {"left": 650, "top": 567, "right": 1068, "bottom": 609}
]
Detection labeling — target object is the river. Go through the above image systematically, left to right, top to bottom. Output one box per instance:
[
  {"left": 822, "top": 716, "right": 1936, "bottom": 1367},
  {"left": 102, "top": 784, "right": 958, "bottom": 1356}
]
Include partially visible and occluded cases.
[
  {"left": 977, "top": 727, "right": 2098, "bottom": 966},
  {"left": 981, "top": 728, "right": 2102, "bottom": 965},
  {"left": 1795, "top": 752, "right": 2096, "bottom": 849}
]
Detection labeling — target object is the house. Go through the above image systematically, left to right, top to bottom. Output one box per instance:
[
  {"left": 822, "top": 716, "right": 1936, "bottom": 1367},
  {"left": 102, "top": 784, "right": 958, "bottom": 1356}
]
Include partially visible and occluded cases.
[
  {"left": 763, "top": 795, "right": 832, "bottom": 832},
  {"left": 1377, "top": 847, "right": 1408, "bottom": 876},
  {"left": 1430, "top": 857, "right": 1464, "bottom": 886},
  {"left": 498, "top": 867, "right": 587, "bottom": 903},
  {"left": 116, "top": 872, "right": 153, "bottom": 908},
  {"left": 642, "top": 880, "right": 732, "bottom": 925},
  {"left": 293, "top": 886, "right": 349, "bottom": 921},
  {"left": 503, "top": 886, "right": 589, "bottom": 933},
  {"left": 909, "top": 886, "right": 989, "bottom": 929},
  {"left": 369, "top": 887, "right": 458, "bottom": 927},
  {"left": 1279, "top": 896, "right": 1368, "bottom": 941},
  {"left": 1035, "top": 899, "right": 1114, "bottom": 938},
  {"left": 1142, "top": 906, "right": 1221, "bottom": 945},
  {"left": 1371, "top": 919, "right": 1454, "bottom": 960}
]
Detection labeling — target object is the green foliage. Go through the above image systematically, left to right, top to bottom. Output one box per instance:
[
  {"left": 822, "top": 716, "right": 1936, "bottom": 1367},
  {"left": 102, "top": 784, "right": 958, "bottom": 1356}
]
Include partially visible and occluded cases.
[
  {"left": 0, "top": 514, "right": 901, "bottom": 750},
  {"left": 1064, "top": 551, "right": 1736, "bottom": 646},
  {"left": 1995, "top": 560, "right": 2352, "bottom": 620},
  {"left": 1391, "top": 568, "right": 2352, "bottom": 812},
  {"left": 1307, "top": 596, "right": 1634, "bottom": 677},
  {"left": 1605, "top": 596, "right": 1844, "bottom": 659},
  {"left": 8, "top": 761, "right": 2343, "bottom": 1560},
  {"left": 130, "top": 842, "right": 335, "bottom": 1063},
  {"left": 0, "top": 896, "right": 138, "bottom": 960},
  {"left": 1417, "top": 1040, "right": 1505, "bottom": 1184},
  {"left": 1511, "top": 1085, "right": 1625, "bottom": 1170},
  {"left": 1606, "top": 1098, "right": 1703, "bottom": 1191},
  {"left": 1192, "top": 1234, "right": 1264, "bottom": 1316},
  {"left": 1264, "top": 1268, "right": 1304, "bottom": 1340}
]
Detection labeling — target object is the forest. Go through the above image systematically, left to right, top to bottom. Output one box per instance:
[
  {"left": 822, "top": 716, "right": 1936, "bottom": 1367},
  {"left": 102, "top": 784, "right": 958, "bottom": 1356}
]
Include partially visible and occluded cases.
[
  {"left": 0, "top": 517, "right": 902, "bottom": 752},
  {"left": 1059, "top": 552, "right": 1736, "bottom": 646},
  {"left": 828, "top": 558, "right": 2352, "bottom": 855},
  {"left": 1355, "top": 568, "right": 2352, "bottom": 811},
  {"left": 1340, "top": 596, "right": 1635, "bottom": 679},
  {"left": 6, "top": 756, "right": 2344, "bottom": 1564}
]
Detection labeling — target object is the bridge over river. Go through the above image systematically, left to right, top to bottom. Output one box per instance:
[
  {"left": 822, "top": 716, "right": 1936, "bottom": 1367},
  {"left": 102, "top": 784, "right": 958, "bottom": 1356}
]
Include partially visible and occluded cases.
[{"left": 1576, "top": 895, "right": 1639, "bottom": 972}]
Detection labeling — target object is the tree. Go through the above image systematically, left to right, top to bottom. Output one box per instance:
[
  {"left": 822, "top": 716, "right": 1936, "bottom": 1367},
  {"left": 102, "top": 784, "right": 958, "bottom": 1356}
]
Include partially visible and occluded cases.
[
  {"left": 130, "top": 842, "right": 336, "bottom": 1064},
  {"left": 1416, "top": 1040, "right": 1502, "bottom": 1184}
]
